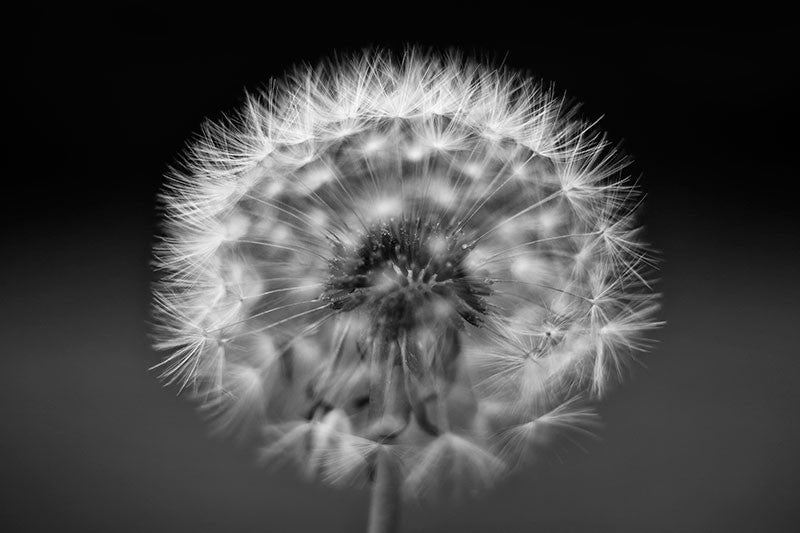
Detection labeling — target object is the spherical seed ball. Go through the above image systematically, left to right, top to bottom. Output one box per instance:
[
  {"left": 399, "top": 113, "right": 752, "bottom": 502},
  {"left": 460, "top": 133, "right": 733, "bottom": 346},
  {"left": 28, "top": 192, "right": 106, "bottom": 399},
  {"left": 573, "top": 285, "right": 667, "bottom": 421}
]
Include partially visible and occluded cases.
[{"left": 152, "top": 50, "right": 661, "bottom": 496}]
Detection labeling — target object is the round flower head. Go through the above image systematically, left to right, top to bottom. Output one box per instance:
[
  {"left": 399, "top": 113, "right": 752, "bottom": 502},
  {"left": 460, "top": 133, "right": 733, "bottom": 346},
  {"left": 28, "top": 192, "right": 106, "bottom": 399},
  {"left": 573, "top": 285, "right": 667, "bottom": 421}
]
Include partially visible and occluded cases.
[{"left": 153, "top": 50, "right": 661, "bottom": 497}]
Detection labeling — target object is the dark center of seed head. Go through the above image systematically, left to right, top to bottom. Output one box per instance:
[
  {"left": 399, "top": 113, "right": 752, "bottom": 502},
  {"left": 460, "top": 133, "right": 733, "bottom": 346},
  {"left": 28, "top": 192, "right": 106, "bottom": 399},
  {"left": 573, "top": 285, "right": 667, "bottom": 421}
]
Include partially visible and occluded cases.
[{"left": 322, "top": 218, "right": 492, "bottom": 336}]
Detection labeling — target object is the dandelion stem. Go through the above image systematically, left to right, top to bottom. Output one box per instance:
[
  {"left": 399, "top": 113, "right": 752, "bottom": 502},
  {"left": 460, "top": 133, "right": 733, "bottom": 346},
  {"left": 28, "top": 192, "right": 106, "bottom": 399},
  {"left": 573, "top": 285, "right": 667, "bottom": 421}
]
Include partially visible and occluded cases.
[{"left": 368, "top": 451, "right": 401, "bottom": 533}]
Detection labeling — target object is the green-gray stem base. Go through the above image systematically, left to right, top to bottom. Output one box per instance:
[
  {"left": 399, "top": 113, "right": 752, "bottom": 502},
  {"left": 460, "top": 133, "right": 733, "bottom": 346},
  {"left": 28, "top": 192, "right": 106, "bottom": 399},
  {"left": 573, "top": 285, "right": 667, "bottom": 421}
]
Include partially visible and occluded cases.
[{"left": 367, "top": 451, "right": 401, "bottom": 533}]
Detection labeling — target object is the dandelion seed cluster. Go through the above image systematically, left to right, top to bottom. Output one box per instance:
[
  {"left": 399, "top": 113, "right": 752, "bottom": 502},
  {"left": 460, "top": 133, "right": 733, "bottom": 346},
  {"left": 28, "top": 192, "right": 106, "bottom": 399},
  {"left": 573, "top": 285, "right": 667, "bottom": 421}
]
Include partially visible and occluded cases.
[{"left": 153, "top": 51, "right": 660, "bottom": 496}]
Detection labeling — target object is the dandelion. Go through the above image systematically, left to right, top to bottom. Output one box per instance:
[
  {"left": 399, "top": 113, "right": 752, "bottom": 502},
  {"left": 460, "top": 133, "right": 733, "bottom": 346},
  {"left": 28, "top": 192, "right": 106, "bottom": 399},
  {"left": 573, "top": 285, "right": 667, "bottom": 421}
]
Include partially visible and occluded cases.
[{"left": 152, "top": 49, "right": 661, "bottom": 532}]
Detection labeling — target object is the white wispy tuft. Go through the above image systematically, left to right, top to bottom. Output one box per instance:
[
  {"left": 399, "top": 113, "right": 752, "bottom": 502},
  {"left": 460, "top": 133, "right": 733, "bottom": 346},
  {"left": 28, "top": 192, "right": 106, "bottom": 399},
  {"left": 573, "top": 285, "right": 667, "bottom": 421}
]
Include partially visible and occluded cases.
[{"left": 152, "top": 49, "right": 662, "bottom": 497}]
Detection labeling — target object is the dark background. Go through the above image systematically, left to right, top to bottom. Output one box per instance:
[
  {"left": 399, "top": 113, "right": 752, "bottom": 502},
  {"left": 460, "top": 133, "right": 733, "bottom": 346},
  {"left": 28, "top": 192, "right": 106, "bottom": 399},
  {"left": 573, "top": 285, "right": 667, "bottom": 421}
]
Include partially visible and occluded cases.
[{"left": 4, "top": 7, "right": 798, "bottom": 532}]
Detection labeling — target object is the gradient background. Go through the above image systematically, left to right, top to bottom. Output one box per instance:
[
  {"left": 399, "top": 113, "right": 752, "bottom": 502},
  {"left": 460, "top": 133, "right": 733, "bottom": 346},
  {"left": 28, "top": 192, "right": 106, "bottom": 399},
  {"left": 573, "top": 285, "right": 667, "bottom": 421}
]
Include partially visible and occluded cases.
[{"left": 4, "top": 8, "right": 798, "bottom": 532}]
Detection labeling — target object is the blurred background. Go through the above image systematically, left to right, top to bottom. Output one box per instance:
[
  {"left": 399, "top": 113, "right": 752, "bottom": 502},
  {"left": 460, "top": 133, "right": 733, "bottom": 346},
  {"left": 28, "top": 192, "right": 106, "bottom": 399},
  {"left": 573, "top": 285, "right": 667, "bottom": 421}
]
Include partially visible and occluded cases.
[{"left": 3, "top": 7, "right": 798, "bottom": 532}]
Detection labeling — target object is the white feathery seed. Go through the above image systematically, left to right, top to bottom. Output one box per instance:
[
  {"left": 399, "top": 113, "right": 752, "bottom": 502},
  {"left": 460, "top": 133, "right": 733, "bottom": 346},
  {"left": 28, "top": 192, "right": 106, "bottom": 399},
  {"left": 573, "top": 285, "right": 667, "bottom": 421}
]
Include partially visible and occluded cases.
[{"left": 152, "top": 49, "right": 662, "bottom": 497}]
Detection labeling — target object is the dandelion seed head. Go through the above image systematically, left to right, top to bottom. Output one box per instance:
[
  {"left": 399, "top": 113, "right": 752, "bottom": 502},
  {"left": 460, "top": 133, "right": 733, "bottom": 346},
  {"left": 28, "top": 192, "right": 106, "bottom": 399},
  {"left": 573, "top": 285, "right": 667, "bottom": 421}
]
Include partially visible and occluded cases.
[{"left": 153, "top": 49, "right": 661, "bottom": 498}]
